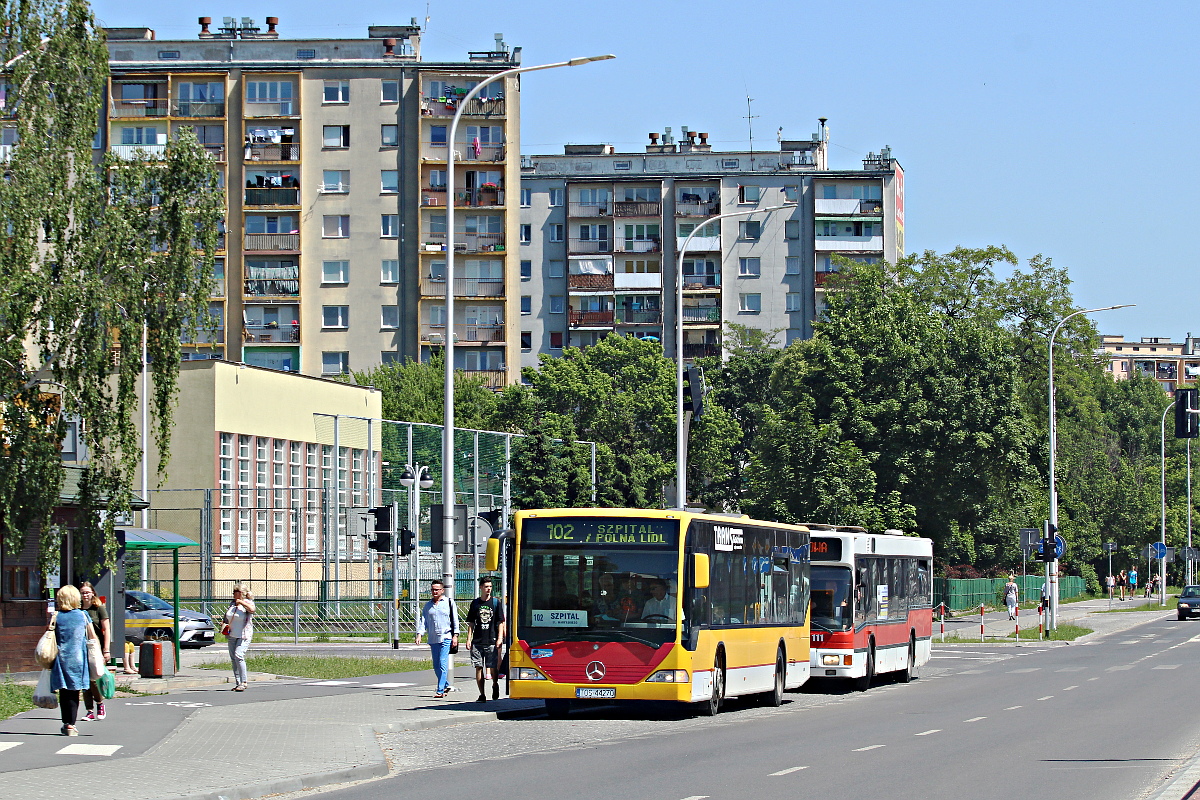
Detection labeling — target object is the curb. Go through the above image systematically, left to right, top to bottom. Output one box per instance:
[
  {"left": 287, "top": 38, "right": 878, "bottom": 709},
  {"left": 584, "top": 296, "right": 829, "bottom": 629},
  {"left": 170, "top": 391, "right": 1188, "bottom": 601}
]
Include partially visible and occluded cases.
[{"left": 1144, "top": 753, "right": 1200, "bottom": 800}]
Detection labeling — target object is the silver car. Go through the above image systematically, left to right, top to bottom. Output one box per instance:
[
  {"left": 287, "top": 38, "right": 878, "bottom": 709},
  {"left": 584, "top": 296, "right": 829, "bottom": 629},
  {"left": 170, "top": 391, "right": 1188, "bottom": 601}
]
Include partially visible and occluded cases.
[{"left": 124, "top": 590, "right": 217, "bottom": 648}]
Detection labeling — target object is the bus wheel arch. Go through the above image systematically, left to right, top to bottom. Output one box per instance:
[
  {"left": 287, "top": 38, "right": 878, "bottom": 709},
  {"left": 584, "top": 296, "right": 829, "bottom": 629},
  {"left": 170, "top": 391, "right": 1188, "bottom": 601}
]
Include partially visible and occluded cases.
[
  {"left": 855, "top": 636, "right": 875, "bottom": 692},
  {"left": 701, "top": 645, "right": 726, "bottom": 716}
]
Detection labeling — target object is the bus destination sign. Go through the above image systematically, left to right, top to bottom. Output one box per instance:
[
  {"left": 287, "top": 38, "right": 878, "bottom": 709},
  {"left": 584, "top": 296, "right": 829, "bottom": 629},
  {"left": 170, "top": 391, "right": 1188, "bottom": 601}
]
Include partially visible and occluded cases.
[
  {"left": 523, "top": 517, "right": 679, "bottom": 548},
  {"left": 810, "top": 537, "right": 843, "bottom": 562}
]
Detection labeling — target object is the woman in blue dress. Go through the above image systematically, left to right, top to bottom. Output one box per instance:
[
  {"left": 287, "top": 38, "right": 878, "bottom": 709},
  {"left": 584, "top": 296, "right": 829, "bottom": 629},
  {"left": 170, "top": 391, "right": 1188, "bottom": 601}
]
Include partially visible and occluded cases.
[{"left": 50, "top": 585, "right": 97, "bottom": 736}]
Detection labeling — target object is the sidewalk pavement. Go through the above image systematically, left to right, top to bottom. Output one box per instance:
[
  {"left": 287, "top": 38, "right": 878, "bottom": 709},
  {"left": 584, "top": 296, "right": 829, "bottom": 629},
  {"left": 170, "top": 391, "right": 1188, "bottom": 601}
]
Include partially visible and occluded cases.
[{"left": 934, "top": 593, "right": 1170, "bottom": 642}]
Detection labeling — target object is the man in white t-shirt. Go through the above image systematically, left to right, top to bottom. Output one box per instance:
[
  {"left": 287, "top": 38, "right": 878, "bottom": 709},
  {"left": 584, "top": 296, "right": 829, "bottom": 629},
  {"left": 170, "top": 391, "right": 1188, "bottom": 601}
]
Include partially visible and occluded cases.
[{"left": 641, "top": 580, "right": 675, "bottom": 620}]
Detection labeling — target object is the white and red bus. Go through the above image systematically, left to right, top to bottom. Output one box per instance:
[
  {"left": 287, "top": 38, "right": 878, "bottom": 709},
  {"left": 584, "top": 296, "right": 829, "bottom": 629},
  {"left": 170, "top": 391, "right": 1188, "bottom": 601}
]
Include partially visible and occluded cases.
[{"left": 806, "top": 525, "right": 933, "bottom": 689}]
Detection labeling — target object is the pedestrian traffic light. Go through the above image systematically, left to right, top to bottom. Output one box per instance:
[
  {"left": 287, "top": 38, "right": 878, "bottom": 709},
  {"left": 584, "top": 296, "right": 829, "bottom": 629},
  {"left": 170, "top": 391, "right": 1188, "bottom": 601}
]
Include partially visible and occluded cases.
[
  {"left": 682, "top": 367, "right": 704, "bottom": 418},
  {"left": 1175, "top": 388, "right": 1199, "bottom": 438},
  {"left": 368, "top": 505, "right": 392, "bottom": 532},
  {"left": 1041, "top": 521, "right": 1058, "bottom": 563},
  {"left": 399, "top": 527, "right": 416, "bottom": 557},
  {"left": 368, "top": 531, "right": 392, "bottom": 553}
]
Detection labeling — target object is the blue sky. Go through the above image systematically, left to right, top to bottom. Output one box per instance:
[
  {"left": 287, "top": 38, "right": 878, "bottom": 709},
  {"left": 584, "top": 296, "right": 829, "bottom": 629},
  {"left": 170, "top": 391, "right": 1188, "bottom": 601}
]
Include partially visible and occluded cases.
[{"left": 91, "top": 0, "right": 1200, "bottom": 339}]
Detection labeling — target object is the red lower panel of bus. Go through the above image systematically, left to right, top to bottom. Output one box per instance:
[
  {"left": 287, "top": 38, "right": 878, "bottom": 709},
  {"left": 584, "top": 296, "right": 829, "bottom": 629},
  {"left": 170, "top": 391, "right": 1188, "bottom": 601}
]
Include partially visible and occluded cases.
[
  {"left": 810, "top": 610, "right": 933, "bottom": 650},
  {"left": 520, "top": 640, "right": 674, "bottom": 685}
]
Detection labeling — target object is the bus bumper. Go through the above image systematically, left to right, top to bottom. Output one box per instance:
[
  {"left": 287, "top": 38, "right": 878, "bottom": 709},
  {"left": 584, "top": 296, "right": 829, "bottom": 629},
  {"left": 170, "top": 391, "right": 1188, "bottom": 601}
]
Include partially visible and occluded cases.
[
  {"left": 810, "top": 649, "right": 859, "bottom": 678},
  {"left": 509, "top": 679, "right": 694, "bottom": 703}
]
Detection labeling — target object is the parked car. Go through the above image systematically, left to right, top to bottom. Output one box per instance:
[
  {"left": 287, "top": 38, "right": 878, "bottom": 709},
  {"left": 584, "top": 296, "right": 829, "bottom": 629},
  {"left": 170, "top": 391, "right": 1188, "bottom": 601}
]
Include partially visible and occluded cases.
[
  {"left": 1177, "top": 585, "right": 1200, "bottom": 620},
  {"left": 124, "top": 590, "right": 217, "bottom": 648}
]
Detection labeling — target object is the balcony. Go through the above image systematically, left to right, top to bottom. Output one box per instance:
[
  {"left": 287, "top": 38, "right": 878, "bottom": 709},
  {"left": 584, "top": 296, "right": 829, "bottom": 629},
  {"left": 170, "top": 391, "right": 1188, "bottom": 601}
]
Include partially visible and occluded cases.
[
  {"left": 421, "top": 96, "right": 506, "bottom": 117},
  {"left": 109, "top": 99, "right": 169, "bottom": 118},
  {"left": 170, "top": 100, "right": 226, "bottom": 118},
  {"left": 244, "top": 101, "right": 296, "bottom": 117},
  {"left": 246, "top": 143, "right": 300, "bottom": 162},
  {"left": 424, "top": 143, "right": 506, "bottom": 162},
  {"left": 0, "top": 144, "right": 11, "bottom": 162},
  {"left": 109, "top": 144, "right": 166, "bottom": 160},
  {"left": 201, "top": 144, "right": 226, "bottom": 162},
  {"left": 245, "top": 187, "right": 300, "bottom": 206},
  {"left": 421, "top": 188, "right": 504, "bottom": 208},
  {"left": 814, "top": 198, "right": 882, "bottom": 215},
  {"left": 614, "top": 201, "right": 661, "bottom": 217},
  {"left": 676, "top": 201, "right": 720, "bottom": 217},
  {"left": 568, "top": 202, "right": 612, "bottom": 217},
  {"left": 420, "top": 232, "right": 506, "bottom": 254},
  {"left": 244, "top": 233, "right": 299, "bottom": 251},
  {"left": 677, "top": 235, "right": 720, "bottom": 252},
  {"left": 815, "top": 235, "right": 884, "bottom": 252},
  {"left": 568, "top": 238, "right": 612, "bottom": 254},
  {"left": 615, "top": 238, "right": 661, "bottom": 253},
  {"left": 244, "top": 265, "right": 299, "bottom": 296},
  {"left": 815, "top": 271, "right": 839, "bottom": 288},
  {"left": 614, "top": 272, "right": 662, "bottom": 290},
  {"left": 568, "top": 273, "right": 615, "bottom": 291},
  {"left": 683, "top": 275, "right": 721, "bottom": 290},
  {"left": 419, "top": 276, "right": 505, "bottom": 298},
  {"left": 683, "top": 307, "right": 721, "bottom": 324},
  {"left": 570, "top": 310, "right": 615, "bottom": 327},
  {"left": 614, "top": 310, "right": 662, "bottom": 325},
  {"left": 242, "top": 324, "right": 300, "bottom": 343},
  {"left": 423, "top": 324, "right": 505, "bottom": 343},
  {"left": 183, "top": 326, "right": 224, "bottom": 345},
  {"left": 683, "top": 343, "right": 721, "bottom": 359},
  {"left": 464, "top": 368, "right": 507, "bottom": 389}
]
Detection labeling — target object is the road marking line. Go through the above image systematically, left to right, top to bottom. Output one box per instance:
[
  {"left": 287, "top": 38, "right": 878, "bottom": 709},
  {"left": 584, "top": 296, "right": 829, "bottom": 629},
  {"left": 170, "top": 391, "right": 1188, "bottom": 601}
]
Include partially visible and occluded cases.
[
  {"left": 1106, "top": 665, "right": 1133, "bottom": 671},
  {"left": 1152, "top": 665, "right": 1181, "bottom": 670},
  {"left": 1055, "top": 667, "right": 1086, "bottom": 672},
  {"left": 1008, "top": 668, "right": 1040, "bottom": 673},
  {"left": 1087, "top": 677, "right": 1099, "bottom": 681},
  {"left": 303, "top": 680, "right": 358, "bottom": 686},
  {"left": 361, "top": 682, "right": 415, "bottom": 688},
  {"left": 1063, "top": 685, "right": 1078, "bottom": 690},
  {"left": 1037, "top": 695, "right": 1054, "bottom": 701},
  {"left": 1004, "top": 705, "right": 1022, "bottom": 710},
  {"left": 964, "top": 716, "right": 986, "bottom": 722},
  {"left": 914, "top": 729, "right": 941, "bottom": 736},
  {"left": 0, "top": 742, "right": 21, "bottom": 752},
  {"left": 56, "top": 744, "right": 122, "bottom": 756},
  {"left": 853, "top": 744, "right": 885, "bottom": 751},
  {"left": 770, "top": 767, "right": 809, "bottom": 776},
  {"left": 680, "top": 796, "right": 710, "bottom": 799}
]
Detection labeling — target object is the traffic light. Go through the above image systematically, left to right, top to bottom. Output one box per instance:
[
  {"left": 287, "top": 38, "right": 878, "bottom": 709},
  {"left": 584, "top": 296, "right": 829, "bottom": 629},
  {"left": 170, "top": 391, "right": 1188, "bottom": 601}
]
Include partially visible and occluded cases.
[
  {"left": 682, "top": 367, "right": 705, "bottom": 418},
  {"left": 1176, "top": 388, "right": 1199, "bottom": 438},
  {"left": 368, "top": 505, "right": 392, "bottom": 532},
  {"left": 478, "top": 509, "right": 503, "bottom": 531},
  {"left": 1041, "top": 521, "right": 1058, "bottom": 563},
  {"left": 399, "top": 527, "right": 416, "bottom": 557},
  {"left": 367, "top": 530, "right": 392, "bottom": 553}
]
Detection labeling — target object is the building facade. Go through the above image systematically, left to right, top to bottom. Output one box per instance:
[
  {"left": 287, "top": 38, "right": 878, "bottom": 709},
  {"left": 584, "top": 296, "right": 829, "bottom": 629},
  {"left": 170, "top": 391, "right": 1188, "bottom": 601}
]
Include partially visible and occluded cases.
[
  {"left": 104, "top": 18, "right": 521, "bottom": 387},
  {"left": 517, "top": 125, "right": 903, "bottom": 368},
  {"left": 1100, "top": 334, "right": 1200, "bottom": 393}
]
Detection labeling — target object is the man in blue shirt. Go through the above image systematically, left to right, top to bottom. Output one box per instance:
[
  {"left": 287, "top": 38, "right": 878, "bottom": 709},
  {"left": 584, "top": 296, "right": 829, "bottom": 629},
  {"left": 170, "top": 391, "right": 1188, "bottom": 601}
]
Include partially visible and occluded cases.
[{"left": 415, "top": 580, "right": 459, "bottom": 698}]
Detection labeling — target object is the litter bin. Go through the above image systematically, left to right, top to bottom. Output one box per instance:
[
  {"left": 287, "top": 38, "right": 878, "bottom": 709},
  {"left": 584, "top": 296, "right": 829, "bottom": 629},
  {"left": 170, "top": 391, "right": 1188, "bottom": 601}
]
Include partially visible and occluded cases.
[{"left": 139, "top": 640, "right": 176, "bottom": 678}]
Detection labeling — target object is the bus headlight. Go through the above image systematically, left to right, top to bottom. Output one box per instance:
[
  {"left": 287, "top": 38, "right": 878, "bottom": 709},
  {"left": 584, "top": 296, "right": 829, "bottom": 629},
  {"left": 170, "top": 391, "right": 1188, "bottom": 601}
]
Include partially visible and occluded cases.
[
  {"left": 821, "top": 654, "right": 840, "bottom": 666},
  {"left": 515, "top": 668, "right": 546, "bottom": 681},
  {"left": 646, "top": 670, "right": 689, "bottom": 683}
]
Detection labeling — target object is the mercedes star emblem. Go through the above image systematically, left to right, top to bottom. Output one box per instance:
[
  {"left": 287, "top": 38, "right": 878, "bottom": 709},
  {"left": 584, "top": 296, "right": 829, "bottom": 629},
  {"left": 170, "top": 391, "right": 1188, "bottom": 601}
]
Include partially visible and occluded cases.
[{"left": 585, "top": 660, "right": 606, "bottom": 681}]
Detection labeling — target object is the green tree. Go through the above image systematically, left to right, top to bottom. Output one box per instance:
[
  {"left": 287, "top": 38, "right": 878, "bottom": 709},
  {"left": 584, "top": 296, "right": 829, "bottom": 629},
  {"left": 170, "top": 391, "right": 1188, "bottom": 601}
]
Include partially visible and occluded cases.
[
  {"left": 0, "top": 1, "right": 222, "bottom": 573},
  {"left": 351, "top": 351, "right": 497, "bottom": 429}
]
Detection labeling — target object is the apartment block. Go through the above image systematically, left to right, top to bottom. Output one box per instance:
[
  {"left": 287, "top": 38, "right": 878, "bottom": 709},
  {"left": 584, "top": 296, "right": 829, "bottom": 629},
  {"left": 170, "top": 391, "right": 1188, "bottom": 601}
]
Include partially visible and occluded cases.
[
  {"left": 104, "top": 17, "right": 521, "bottom": 387},
  {"left": 518, "top": 123, "right": 903, "bottom": 367},
  {"left": 1100, "top": 334, "right": 1200, "bottom": 393}
]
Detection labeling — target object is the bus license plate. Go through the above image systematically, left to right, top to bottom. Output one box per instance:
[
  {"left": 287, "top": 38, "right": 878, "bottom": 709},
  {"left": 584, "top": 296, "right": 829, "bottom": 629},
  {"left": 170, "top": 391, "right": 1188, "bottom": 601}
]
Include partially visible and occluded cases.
[{"left": 576, "top": 687, "right": 615, "bottom": 699}]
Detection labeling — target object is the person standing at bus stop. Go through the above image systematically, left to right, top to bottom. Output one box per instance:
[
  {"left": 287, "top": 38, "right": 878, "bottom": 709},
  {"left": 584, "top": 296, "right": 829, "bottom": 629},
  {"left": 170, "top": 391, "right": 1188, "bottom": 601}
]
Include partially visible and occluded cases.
[
  {"left": 466, "top": 576, "right": 506, "bottom": 702},
  {"left": 415, "top": 579, "right": 458, "bottom": 699}
]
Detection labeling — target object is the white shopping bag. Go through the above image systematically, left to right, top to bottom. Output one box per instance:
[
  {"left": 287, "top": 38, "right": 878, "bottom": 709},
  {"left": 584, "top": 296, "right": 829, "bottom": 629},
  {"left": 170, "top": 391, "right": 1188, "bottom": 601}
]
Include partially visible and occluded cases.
[{"left": 32, "top": 669, "right": 58, "bottom": 710}]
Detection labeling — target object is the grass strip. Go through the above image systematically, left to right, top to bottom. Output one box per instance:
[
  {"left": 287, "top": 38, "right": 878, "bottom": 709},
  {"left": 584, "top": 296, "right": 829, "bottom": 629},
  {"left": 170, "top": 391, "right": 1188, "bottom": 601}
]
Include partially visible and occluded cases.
[
  {"left": 937, "top": 623, "right": 1092, "bottom": 644},
  {"left": 197, "top": 653, "right": 433, "bottom": 679},
  {"left": 0, "top": 678, "right": 34, "bottom": 720}
]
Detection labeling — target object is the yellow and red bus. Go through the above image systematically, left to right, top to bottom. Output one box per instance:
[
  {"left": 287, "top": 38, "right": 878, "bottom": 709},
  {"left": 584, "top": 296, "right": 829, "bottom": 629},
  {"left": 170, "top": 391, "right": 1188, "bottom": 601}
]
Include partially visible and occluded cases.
[
  {"left": 495, "top": 508, "right": 811, "bottom": 716},
  {"left": 806, "top": 524, "right": 933, "bottom": 689}
]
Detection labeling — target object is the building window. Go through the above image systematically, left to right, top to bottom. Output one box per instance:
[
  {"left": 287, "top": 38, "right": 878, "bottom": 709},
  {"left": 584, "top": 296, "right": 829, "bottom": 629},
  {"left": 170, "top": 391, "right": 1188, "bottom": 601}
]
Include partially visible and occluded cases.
[
  {"left": 246, "top": 80, "right": 294, "bottom": 114},
  {"left": 323, "top": 80, "right": 350, "bottom": 103},
  {"left": 381, "top": 80, "right": 399, "bottom": 103},
  {"left": 381, "top": 124, "right": 398, "bottom": 147},
  {"left": 322, "top": 125, "right": 350, "bottom": 148},
  {"left": 429, "top": 125, "right": 447, "bottom": 146},
  {"left": 721, "top": 158, "right": 740, "bottom": 169},
  {"left": 613, "top": 160, "right": 632, "bottom": 170},
  {"left": 322, "top": 170, "right": 349, "bottom": 193},
  {"left": 380, "top": 170, "right": 399, "bottom": 193},
  {"left": 739, "top": 185, "right": 762, "bottom": 203},
  {"left": 783, "top": 186, "right": 799, "bottom": 201},
  {"left": 520, "top": 188, "right": 532, "bottom": 207},
  {"left": 549, "top": 188, "right": 564, "bottom": 207},
  {"left": 381, "top": 214, "right": 399, "bottom": 237},
  {"left": 322, "top": 215, "right": 350, "bottom": 238},
  {"left": 785, "top": 219, "right": 801, "bottom": 239},
  {"left": 739, "top": 220, "right": 761, "bottom": 240},
  {"left": 520, "top": 224, "right": 532, "bottom": 244},
  {"left": 549, "top": 224, "right": 564, "bottom": 242},
  {"left": 739, "top": 257, "right": 761, "bottom": 277},
  {"left": 785, "top": 257, "right": 802, "bottom": 275},
  {"left": 381, "top": 259, "right": 399, "bottom": 283},
  {"left": 520, "top": 259, "right": 532, "bottom": 279},
  {"left": 322, "top": 260, "right": 349, "bottom": 284},
  {"left": 548, "top": 260, "right": 565, "bottom": 278},
  {"left": 739, "top": 293, "right": 761, "bottom": 313},
  {"left": 786, "top": 293, "right": 802, "bottom": 312},
  {"left": 521, "top": 295, "right": 532, "bottom": 315},
  {"left": 549, "top": 296, "right": 565, "bottom": 314},
  {"left": 381, "top": 305, "right": 399, "bottom": 329},
  {"left": 322, "top": 306, "right": 349, "bottom": 329},
  {"left": 521, "top": 331, "right": 532, "bottom": 350},
  {"left": 549, "top": 331, "right": 564, "bottom": 349},
  {"left": 322, "top": 351, "right": 349, "bottom": 375},
  {"left": 381, "top": 351, "right": 401, "bottom": 364}
]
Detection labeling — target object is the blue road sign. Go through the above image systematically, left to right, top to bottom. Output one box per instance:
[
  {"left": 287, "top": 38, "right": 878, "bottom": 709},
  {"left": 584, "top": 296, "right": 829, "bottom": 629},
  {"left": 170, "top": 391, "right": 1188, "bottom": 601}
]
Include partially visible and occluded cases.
[
  {"left": 1035, "top": 535, "right": 1067, "bottom": 559},
  {"left": 1151, "top": 541, "right": 1168, "bottom": 559}
]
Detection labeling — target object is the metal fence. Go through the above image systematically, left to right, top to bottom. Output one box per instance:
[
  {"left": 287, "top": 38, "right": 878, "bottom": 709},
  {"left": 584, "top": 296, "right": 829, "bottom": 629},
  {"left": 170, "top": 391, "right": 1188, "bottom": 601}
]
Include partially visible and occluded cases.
[{"left": 934, "top": 575, "right": 1087, "bottom": 612}]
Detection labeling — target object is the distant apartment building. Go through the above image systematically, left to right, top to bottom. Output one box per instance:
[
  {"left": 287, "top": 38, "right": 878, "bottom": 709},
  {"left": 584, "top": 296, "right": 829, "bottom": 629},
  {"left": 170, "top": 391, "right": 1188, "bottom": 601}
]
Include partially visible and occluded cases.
[
  {"left": 102, "top": 17, "right": 522, "bottom": 387},
  {"left": 517, "top": 123, "right": 904, "bottom": 367},
  {"left": 1100, "top": 334, "right": 1200, "bottom": 393}
]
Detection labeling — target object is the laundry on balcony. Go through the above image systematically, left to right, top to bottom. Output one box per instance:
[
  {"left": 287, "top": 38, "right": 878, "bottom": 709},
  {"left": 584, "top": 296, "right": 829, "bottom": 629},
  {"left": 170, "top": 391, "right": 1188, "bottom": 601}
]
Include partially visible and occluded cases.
[{"left": 244, "top": 264, "right": 299, "bottom": 295}]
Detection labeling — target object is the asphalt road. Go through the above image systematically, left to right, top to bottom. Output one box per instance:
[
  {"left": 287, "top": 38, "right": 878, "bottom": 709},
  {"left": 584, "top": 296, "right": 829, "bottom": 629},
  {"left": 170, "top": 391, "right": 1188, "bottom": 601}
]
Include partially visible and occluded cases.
[{"left": 313, "top": 614, "right": 1200, "bottom": 800}]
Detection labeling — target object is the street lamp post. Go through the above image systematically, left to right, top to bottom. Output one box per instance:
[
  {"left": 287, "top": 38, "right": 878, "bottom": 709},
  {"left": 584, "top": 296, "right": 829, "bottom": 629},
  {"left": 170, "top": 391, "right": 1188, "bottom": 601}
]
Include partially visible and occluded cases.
[
  {"left": 674, "top": 203, "right": 795, "bottom": 508},
  {"left": 1047, "top": 304, "right": 1133, "bottom": 629},
  {"left": 1162, "top": 401, "right": 1174, "bottom": 606},
  {"left": 1188, "top": 438, "right": 1193, "bottom": 587},
  {"left": 398, "top": 464, "right": 434, "bottom": 648}
]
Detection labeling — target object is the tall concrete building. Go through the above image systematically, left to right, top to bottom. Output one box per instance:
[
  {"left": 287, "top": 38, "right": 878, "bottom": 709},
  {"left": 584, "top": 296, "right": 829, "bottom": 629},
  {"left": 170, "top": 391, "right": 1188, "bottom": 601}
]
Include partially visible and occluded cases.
[
  {"left": 104, "top": 18, "right": 522, "bottom": 387},
  {"left": 517, "top": 124, "right": 904, "bottom": 368},
  {"left": 1100, "top": 334, "right": 1200, "bottom": 393}
]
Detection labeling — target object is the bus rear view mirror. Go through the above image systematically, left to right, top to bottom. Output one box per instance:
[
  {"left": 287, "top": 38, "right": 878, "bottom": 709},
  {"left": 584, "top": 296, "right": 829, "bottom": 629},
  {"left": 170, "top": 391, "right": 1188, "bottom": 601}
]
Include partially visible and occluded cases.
[
  {"left": 485, "top": 537, "right": 500, "bottom": 572},
  {"left": 693, "top": 553, "right": 710, "bottom": 589}
]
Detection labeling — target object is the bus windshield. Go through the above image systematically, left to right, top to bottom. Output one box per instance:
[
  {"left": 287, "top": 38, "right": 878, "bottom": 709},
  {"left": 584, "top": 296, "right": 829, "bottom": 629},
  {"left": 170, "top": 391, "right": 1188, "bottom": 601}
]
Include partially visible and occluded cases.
[
  {"left": 517, "top": 546, "right": 679, "bottom": 647},
  {"left": 811, "top": 565, "right": 852, "bottom": 632}
]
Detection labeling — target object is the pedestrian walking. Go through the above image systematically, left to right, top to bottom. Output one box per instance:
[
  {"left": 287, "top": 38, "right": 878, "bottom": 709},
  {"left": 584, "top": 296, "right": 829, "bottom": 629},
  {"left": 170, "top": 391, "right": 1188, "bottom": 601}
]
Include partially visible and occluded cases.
[
  {"left": 1129, "top": 568, "right": 1138, "bottom": 600},
  {"left": 1118, "top": 570, "right": 1127, "bottom": 600},
  {"left": 1105, "top": 574, "right": 1115, "bottom": 600},
  {"left": 466, "top": 576, "right": 506, "bottom": 702},
  {"left": 1003, "top": 577, "right": 1019, "bottom": 620},
  {"left": 414, "top": 579, "right": 459, "bottom": 698},
  {"left": 78, "top": 581, "right": 108, "bottom": 721},
  {"left": 50, "top": 585, "right": 98, "bottom": 736},
  {"left": 223, "top": 585, "right": 255, "bottom": 692}
]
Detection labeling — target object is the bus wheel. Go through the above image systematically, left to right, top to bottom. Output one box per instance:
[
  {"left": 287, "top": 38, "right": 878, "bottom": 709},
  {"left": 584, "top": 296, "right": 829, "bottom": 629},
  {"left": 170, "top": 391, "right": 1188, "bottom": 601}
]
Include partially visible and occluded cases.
[
  {"left": 899, "top": 636, "right": 917, "bottom": 683},
  {"left": 855, "top": 641, "right": 875, "bottom": 692},
  {"left": 766, "top": 648, "right": 785, "bottom": 707},
  {"left": 701, "top": 652, "right": 725, "bottom": 716},
  {"left": 545, "top": 699, "right": 571, "bottom": 718}
]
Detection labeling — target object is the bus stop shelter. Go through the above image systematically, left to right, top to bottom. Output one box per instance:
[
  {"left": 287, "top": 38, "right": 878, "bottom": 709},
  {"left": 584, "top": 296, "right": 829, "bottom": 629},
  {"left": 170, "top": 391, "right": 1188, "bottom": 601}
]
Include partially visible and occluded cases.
[{"left": 118, "top": 528, "right": 198, "bottom": 669}]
